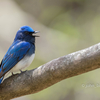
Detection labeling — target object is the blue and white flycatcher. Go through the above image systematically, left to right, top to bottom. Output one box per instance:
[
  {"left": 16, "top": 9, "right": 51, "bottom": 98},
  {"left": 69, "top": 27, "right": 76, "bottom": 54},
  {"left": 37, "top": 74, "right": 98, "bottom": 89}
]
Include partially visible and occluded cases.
[{"left": 0, "top": 26, "right": 39, "bottom": 84}]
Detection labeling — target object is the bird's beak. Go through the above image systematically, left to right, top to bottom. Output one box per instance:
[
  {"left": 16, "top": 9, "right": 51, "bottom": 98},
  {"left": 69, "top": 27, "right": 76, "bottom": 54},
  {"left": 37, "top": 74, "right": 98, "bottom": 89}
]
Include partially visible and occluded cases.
[
  {"left": 32, "top": 31, "right": 40, "bottom": 37},
  {"left": 34, "top": 31, "right": 40, "bottom": 33}
]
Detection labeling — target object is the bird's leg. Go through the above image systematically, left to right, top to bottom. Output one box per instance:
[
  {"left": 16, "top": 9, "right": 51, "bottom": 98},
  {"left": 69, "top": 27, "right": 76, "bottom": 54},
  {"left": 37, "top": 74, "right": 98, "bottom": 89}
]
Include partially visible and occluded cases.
[
  {"left": 20, "top": 70, "right": 23, "bottom": 73},
  {"left": 20, "top": 70, "right": 27, "bottom": 73},
  {"left": 12, "top": 72, "right": 14, "bottom": 76}
]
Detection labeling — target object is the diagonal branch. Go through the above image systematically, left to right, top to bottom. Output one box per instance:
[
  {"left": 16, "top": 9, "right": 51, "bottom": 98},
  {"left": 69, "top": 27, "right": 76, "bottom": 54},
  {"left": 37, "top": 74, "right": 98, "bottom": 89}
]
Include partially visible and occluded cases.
[{"left": 0, "top": 43, "right": 100, "bottom": 100}]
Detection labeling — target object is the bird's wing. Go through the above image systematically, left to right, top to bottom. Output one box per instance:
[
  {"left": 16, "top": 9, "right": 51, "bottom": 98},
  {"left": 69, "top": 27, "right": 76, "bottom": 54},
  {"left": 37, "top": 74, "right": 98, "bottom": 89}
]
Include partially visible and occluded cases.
[{"left": 0, "top": 41, "right": 31, "bottom": 78}]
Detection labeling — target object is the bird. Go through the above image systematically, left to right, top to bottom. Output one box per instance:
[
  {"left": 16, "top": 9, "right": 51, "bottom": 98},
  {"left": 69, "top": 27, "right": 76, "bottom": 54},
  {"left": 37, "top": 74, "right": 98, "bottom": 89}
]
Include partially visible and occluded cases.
[{"left": 0, "top": 25, "right": 39, "bottom": 84}]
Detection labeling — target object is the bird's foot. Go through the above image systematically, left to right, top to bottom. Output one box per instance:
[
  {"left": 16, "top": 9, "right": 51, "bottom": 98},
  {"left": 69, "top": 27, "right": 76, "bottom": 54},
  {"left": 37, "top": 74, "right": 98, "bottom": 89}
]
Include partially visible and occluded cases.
[
  {"left": 20, "top": 70, "right": 27, "bottom": 73},
  {"left": 20, "top": 70, "right": 23, "bottom": 73},
  {"left": 12, "top": 72, "right": 14, "bottom": 76}
]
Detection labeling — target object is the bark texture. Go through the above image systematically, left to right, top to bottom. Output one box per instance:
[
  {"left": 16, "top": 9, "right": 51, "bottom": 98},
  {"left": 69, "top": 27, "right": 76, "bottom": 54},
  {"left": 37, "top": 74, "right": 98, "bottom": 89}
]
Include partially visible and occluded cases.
[{"left": 0, "top": 43, "right": 100, "bottom": 100}]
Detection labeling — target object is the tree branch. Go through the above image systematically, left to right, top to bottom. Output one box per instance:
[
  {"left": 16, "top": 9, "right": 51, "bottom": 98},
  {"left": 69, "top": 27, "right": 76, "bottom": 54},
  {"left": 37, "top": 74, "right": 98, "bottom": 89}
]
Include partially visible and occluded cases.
[{"left": 0, "top": 43, "right": 100, "bottom": 100}]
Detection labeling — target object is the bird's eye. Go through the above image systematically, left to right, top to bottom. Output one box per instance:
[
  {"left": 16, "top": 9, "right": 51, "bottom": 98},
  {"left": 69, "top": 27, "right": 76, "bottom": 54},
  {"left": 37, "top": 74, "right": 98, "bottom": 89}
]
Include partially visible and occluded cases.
[{"left": 25, "top": 31, "right": 29, "bottom": 34}]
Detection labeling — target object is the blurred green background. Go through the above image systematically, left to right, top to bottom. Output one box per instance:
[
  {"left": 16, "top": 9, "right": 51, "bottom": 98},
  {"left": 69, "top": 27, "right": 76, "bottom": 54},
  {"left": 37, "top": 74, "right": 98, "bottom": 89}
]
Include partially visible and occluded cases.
[{"left": 0, "top": 0, "right": 100, "bottom": 100}]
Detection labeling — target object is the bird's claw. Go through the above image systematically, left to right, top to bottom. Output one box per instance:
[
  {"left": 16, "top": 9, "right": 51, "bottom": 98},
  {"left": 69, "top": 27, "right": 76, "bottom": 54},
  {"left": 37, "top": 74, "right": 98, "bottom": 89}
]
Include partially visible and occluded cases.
[
  {"left": 20, "top": 70, "right": 27, "bottom": 73},
  {"left": 12, "top": 72, "right": 14, "bottom": 76}
]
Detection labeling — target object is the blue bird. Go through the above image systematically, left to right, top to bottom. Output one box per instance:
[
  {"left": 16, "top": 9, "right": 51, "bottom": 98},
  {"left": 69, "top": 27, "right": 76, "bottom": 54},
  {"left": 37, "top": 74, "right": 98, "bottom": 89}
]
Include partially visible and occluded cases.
[{"left": 0, "top": 26, "right": 39, "bottom": 84}]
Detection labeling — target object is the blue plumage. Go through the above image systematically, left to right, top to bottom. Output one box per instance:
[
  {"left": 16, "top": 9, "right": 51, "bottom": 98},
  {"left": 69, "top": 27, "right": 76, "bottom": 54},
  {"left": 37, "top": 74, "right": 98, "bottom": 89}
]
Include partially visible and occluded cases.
[{"left": 0, "top": 26, "right": 39, "bottom": 84}]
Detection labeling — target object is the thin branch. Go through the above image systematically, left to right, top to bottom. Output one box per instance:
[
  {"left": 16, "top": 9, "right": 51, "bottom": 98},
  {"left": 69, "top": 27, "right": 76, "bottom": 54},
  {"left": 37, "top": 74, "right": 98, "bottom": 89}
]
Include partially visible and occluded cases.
[{"left": 0, "top": 43, "right": 100, "bottom": 100}]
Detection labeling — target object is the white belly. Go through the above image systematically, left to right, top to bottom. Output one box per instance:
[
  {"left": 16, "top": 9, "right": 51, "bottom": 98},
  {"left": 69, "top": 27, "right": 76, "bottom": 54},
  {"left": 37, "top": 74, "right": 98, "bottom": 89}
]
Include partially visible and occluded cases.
[{"left": 10, "top": 54, "right": 35, "bottom": 72}]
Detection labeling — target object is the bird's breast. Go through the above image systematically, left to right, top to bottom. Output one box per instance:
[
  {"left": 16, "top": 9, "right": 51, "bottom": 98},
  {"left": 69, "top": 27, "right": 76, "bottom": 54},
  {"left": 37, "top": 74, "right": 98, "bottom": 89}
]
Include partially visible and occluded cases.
[{"left": 10, "top": 53, "right": 35, "bottom": 72}]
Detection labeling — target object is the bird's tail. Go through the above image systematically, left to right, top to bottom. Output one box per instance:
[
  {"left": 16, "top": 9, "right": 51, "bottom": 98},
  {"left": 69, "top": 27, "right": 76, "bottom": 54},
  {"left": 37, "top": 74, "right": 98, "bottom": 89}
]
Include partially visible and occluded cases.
[
  {"left": 0, "top": 67, "right": 4, "bottom": 84},
  {"left": 0, "top": 76, "right": 4, "bottom": 84}
]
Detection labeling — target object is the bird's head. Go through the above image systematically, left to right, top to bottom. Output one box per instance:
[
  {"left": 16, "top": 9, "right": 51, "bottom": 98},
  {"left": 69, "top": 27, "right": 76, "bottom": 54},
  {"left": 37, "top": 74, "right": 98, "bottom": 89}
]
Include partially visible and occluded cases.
[{"left": 14, "top": 26, "right": 39, "bottom": 43}]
